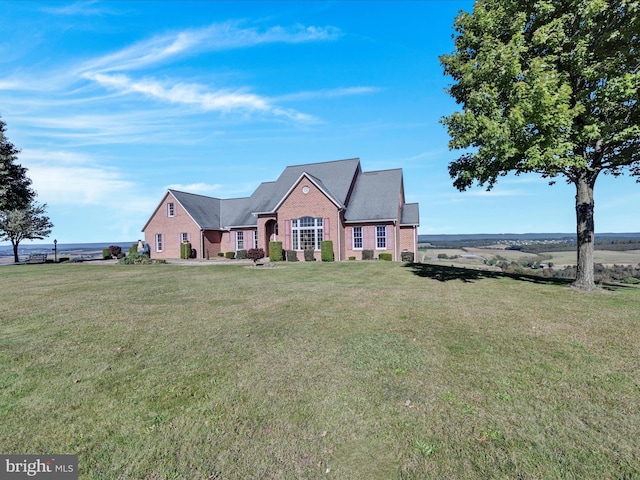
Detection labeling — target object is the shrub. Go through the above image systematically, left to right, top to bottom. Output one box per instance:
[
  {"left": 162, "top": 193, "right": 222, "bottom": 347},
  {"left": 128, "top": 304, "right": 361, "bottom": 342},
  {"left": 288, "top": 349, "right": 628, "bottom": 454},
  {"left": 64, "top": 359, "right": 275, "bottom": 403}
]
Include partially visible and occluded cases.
[
  {"left": 269, "top": 241, "right": 283, "bottom": 262},
  {"left": 321, "top": 241, "right": 334, "bottom": 262},
  {"left": 180, "top": 242, "right": 192, "bottom": 260},
  {"left": 129, "top": 244, "right": 137, "bottom": 255},
  {"left": 108, "top": 245, "right": 122, "bottom": 257},
  {"left": 102, "top": 248, "right": 111, "bottom": 260},
  {"left": 247, "top": 248, "right": 265, "bottom": 263},
  {"left": 236, "top": 249, "right": 247, "bottom": 260},
  {"left": 304, "top": 249, "right": 316, "bottom": 262},
  {"left": 362, "top": 249, "right": 374, "bottom": 260},
  {"left": 286, "top": 250, "right": 299, "bottom": 262},
  {"left": 225, "top": 251, "right": 235, "bottom": 259},
  {"left": 401, "top": 251, "right": 414, "bottom": 263},
  {"left": 217, "top": 252, "right": 224, "bottom": 257},
  {"left": 118, "top": 253, "right": 166, "bottom": 265},
  {"left": 379, "top": 253, "right": 392, "bottom": 261},
  {"left": 349, "top": 256, "right": 356, "bottom": 261}
]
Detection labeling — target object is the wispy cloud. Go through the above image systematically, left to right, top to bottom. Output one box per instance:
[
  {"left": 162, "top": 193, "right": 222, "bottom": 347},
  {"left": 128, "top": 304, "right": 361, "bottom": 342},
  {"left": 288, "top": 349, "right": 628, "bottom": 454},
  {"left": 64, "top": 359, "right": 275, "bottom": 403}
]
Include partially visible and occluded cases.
[
  {"left": 42, "top": 0, "right": 118, "bottom": 17},
  {"left": 80, "top": 21, "right": 340, "bottom": 74},
  {"left": 83, "top": 72, "right": 318, "bottom": 122},
  {"left": 275, "top": 86, "right": 381, "bottom": 102},
  {"left": 20, "top": 149, "right": 139, "bottom": 207},
  {"left": 166, "top": 183, "right": 224, "bottom": 195}
]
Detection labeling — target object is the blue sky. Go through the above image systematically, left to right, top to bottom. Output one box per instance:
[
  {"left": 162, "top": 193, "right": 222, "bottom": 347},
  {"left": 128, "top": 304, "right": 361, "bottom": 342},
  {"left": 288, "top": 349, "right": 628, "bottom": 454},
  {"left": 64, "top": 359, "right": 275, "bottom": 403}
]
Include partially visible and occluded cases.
[{"left": 1, "top": 0, "right": 638, "bottom": 245}]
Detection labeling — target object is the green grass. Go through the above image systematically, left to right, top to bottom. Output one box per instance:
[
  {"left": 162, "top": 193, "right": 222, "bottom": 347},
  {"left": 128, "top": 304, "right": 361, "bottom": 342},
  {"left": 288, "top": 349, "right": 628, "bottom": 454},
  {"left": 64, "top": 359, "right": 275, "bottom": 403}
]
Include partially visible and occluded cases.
[{"left": 1, "top": 261, "right": 639, "bottom": 479}]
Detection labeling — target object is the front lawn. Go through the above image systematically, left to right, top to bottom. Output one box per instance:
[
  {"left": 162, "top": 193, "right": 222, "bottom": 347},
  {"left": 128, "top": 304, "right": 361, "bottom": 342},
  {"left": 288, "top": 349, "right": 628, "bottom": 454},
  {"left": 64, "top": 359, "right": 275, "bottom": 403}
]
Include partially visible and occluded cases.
[{"left": 1, "top": 262, "right": 638, "bottom": 478}]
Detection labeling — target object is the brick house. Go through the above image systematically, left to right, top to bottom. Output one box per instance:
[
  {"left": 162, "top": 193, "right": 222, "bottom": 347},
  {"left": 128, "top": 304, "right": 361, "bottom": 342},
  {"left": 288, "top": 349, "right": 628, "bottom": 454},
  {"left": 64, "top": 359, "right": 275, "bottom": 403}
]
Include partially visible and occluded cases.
[{"left": 141, "top": 158, "right": 419, "bottom": 261}]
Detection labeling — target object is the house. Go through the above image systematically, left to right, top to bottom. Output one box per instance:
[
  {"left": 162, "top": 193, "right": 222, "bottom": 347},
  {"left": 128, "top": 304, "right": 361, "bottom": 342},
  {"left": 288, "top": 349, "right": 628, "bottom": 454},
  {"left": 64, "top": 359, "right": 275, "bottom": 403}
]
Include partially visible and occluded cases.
[{"left": 142, "top": 158, "right": 419, "bottom": 261}]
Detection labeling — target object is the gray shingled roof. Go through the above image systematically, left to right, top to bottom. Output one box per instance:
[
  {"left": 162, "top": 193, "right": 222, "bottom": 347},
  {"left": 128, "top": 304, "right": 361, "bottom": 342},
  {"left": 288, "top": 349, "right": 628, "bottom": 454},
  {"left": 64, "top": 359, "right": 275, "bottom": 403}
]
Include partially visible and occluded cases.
[
  {"left": 162, "top": 158, "right": 419, "bottom": 230},
  {"left": 256, "top": 158, "right": 360, "bottom": 212},
  {"left": 344, "top": 169, "right": 403, "bottom": 222},
  {"left": 170, "top": 190, "right": 221, "bottom": 229},
  {"left": 401, "top": 203, "right": 420, "bottom": 226}
]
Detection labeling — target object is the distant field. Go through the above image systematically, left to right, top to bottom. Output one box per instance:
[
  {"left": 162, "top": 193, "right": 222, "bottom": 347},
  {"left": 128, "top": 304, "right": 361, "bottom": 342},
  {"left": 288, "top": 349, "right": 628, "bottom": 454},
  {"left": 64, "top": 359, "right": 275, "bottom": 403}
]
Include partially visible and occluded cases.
[
  {"left": 420, "top": 247, "right": 640, "bottom": 269},
  {"left": 1, "top": 262, "right": 639, "bottom": 478}
]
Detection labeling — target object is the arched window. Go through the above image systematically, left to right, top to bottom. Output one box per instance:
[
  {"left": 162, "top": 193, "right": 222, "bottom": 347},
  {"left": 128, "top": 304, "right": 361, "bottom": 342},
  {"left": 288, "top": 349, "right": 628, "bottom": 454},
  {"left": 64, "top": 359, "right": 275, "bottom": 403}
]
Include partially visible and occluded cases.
[{"left": 291, "top": 216, "right": 323, "bottom": 251}]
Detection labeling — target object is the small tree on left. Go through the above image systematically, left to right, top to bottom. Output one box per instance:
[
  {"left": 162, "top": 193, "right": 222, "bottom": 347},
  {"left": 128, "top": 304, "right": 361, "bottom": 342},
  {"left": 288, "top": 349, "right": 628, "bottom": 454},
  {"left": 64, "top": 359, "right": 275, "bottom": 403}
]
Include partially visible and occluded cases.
[
  {"left": 0, "top": 117, "right": 54, "bottom": 262},
  {"left": 0, "top": 203, "right": 53, "bottom": 262}
]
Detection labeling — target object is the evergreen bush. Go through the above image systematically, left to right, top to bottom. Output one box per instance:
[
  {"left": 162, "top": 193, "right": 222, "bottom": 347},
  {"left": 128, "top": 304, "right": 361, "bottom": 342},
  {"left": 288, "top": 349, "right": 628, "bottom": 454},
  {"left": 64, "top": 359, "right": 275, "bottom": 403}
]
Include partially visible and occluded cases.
[
  {"left": 269, "top": 241, "right": 283, "bottom": 262},
  {"left": 321, "top": 241, "right": 334, "bottom": 262},
  {"left": 180, "top": 242, "right": 192, "bottom": 259},
  {"left": 102, "top": 248, "right": 111, "bottom": 260},
  {"left": 236, "top": 249, "right": 247, "bottom": 260},
  {"left": 304, "top": 249, "right": 315, "bottom": 261},
  {"left": 362, "top": 249, "right": 374, "bottom": 260},
  {"left": 286, "top": 250, "right": 299, "bottom": 262},
  {"left": 225, "top": 251, "right": 235, "bottom": 259},
  {"left": 401, "top": 251, "right": 414, "bottom": 263},
  {"left": 379, "top": 253, "right": 392, "bottom": 261}
]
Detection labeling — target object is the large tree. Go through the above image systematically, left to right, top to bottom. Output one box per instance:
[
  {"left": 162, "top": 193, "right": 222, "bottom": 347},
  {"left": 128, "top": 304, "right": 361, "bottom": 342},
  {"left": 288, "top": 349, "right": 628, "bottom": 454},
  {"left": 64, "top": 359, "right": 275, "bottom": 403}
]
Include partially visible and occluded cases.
[
  {"left": 440, "top": 0, "right": 640, "bottom": 290},
  {"left": 0, "top": 117, "right": 34, "bottom": 211},
  {"left": 0, "top": 202, "right": 53, "bottom": 263}
]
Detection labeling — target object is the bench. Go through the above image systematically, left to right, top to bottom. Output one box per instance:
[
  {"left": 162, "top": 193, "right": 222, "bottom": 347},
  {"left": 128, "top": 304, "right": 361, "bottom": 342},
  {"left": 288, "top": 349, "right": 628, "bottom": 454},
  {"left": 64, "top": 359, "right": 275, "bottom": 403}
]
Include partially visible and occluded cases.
[{"left": 24, "top": 253, "right": 48, "bottom": 264}]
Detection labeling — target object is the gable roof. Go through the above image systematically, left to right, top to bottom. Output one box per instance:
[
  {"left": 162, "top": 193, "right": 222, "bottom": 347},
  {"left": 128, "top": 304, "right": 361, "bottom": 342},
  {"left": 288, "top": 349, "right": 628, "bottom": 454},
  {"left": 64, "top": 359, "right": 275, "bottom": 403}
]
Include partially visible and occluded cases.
[
  {"left": 144, "top": 158, "right": 419, "bottom": 231},
  {"left": 257, "top": 158, "right": 360, "bottom": 213},
  {"left": 344, "top": 169, "right": 403, "bottom": 222},
  {"left": 170, "top": 190, "right": 222, "bottom": 229}
]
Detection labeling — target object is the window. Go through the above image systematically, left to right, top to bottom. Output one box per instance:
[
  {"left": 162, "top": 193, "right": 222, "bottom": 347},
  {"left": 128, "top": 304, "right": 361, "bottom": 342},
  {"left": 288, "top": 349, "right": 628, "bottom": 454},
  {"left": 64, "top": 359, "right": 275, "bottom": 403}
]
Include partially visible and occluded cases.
[
  {"left": 167, "top": 202, "right": 175, "bottom": 217},
  {"left": 291, "top": 217, "right": 323, "bottom": 251},
  {"left": 376, "top": 226, "right": 387, "bottom": 249},
  {"left": 353, "top": 227, "right": 363, "bottom": 249},
  {"left": 237, "top": 231, "right": 244, "bottom": 250},
  {"left": 253, "top": 231, "right": 258, "bottom": 249},
  {"left": 180, "top": 232, "right": 189, "bottom": 243},
  {"left": 155, "top": 233, "right": 163, "bottom": 252}
]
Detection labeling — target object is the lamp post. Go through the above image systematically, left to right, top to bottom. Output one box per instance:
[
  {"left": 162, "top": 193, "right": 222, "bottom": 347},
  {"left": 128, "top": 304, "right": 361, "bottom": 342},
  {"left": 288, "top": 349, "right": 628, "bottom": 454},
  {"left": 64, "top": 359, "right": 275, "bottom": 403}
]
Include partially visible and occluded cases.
[{"left": 53, "top": 239, "right": 57, "bottom": 263}]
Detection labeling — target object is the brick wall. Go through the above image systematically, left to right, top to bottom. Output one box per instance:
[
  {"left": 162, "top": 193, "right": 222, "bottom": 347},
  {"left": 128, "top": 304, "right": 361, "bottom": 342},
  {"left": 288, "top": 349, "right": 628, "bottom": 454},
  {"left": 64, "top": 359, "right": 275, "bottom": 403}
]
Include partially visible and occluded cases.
[
  {"left": 275, "top": 177, "right": 341, "bottom": 261},
  {"left": 143, "top": 192, "right": 202, "bottom": 259}
]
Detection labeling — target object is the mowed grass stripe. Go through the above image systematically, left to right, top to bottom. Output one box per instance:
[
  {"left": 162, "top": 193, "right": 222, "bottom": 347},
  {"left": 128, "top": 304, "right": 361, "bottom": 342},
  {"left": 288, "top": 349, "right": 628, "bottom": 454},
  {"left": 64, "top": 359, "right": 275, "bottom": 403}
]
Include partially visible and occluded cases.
[{"left": 0, "top": 262, "right": 638, "bottom": 479}]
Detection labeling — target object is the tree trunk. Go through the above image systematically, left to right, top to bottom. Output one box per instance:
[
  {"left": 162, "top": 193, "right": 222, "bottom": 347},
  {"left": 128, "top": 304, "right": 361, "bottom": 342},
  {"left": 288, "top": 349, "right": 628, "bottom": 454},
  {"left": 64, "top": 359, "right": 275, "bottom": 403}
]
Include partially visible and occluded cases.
[
  {"left": 573, "top": 173, "right": 597, "bottom": 291},
  {"left": 12, "top": 241, "right": 19, "bottom": 263}
]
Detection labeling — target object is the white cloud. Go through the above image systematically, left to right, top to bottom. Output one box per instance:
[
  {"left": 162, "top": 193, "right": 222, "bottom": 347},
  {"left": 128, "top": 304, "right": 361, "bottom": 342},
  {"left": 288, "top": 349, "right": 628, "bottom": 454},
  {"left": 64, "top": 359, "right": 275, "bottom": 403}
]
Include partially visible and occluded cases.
[
  {"left": 42, "top": 0, "right": 116, "bottom": 16},
  {"left": 80, "top": 21, "right": 340, "bottom": 74},
  {"left": 84, "top": 72, "right": 318, "bottom": 122},
  {"left": 275, "top": 86, "right": 381, "bottom": 102},
  {"left": 20, "top": 149, "right": 146, "bottom": 210},
  {"left": 166, "top": 183, "right": 224, "bottom": 194}
]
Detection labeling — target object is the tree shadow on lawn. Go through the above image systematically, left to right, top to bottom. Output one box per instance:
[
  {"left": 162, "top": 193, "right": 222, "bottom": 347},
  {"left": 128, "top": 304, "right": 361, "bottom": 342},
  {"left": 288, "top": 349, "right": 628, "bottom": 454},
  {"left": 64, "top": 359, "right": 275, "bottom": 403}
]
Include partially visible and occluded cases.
[{"left": 405, "top": 263, "right": 574, "bottom": 286}]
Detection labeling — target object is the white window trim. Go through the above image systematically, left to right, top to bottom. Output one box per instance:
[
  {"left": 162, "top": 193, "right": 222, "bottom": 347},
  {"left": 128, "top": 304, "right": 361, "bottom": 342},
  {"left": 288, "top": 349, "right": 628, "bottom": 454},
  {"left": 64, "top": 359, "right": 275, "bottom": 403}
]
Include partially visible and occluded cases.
[
  {"left": 167, "top": 203, "right": 175, "bottom": 217},
  {"left": 291, "top": 217, "right": 323, "bottom": 251},
  {"left": 376, "top": 225, "right": 387, "bottom": 250},
  {"left": 352, "top": 226, "right": 363, "bottom": 250},
  {"left": 236, "top": 231, "right": 244, "bottom": 250},
  {"left": 155, "top": 233, "right": 164, "bottom": 252}
]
